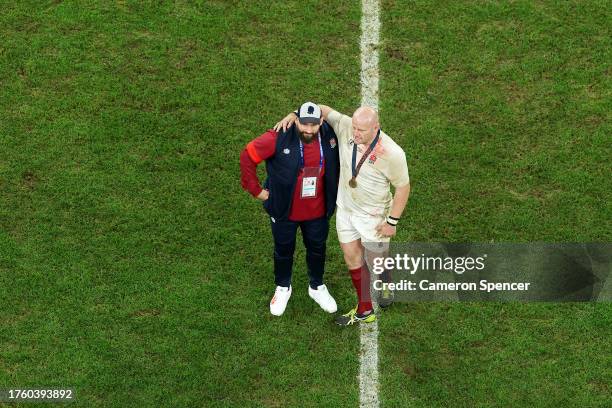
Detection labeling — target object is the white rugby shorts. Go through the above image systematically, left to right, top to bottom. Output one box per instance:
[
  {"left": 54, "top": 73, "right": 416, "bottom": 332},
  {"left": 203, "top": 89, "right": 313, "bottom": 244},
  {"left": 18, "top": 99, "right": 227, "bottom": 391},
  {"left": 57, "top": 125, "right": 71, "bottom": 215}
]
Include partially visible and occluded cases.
[{"left": 335, "top": 207, "right": 390, "bottom": 248}]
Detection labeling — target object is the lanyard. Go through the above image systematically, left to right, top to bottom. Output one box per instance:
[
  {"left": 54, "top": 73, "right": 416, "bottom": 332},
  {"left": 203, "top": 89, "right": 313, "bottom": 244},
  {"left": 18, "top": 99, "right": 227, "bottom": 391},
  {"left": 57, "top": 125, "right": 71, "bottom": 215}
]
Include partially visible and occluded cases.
[
  {"left": 351, "top": 129, "right": 380, "bottom": 180},
  {"left": 299, "top": 133, "right": 323, "bottom": 169}
]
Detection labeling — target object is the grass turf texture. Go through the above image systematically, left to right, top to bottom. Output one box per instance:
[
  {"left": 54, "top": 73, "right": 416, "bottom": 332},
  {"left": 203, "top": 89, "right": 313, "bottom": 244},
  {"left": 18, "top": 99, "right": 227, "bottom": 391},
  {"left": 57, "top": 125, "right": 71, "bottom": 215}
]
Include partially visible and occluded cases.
[
  {"left": 0, "top": 1, "right": 609, "bottom": 407},
  {"left": 1, "top": 1, "right": 362, "bottom": 407},
  {"left": 379, "top": 1, "right": 611, "bottom": 407}
]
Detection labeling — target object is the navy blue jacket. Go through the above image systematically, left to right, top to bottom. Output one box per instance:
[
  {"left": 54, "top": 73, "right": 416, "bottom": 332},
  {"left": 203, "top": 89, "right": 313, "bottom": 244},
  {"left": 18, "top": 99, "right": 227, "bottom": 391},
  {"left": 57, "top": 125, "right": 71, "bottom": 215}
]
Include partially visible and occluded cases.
[{"left": 263, "top": 123, "right": 340, "bottom": 221}]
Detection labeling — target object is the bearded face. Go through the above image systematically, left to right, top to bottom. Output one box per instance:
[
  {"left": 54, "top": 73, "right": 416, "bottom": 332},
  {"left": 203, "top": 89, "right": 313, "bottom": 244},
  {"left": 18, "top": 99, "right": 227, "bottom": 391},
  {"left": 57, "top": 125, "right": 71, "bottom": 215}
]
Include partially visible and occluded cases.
[{"left": 296, "top": 120, "right": 322, "bottom": 144}]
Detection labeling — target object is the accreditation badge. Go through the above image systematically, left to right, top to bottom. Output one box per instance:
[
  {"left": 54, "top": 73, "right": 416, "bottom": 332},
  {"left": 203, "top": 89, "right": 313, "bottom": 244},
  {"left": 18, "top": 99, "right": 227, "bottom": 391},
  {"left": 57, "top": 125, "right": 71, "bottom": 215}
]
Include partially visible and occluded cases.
[{"left": 301, "top": 167, "right": 320, "bottom": 199}]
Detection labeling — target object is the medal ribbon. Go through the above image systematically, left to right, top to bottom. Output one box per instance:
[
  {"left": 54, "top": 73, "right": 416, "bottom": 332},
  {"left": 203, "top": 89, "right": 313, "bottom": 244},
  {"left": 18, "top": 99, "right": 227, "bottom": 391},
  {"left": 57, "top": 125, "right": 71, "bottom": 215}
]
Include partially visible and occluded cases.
[{"left": 351, "top": 129, "right": 380, "bottom": 182}]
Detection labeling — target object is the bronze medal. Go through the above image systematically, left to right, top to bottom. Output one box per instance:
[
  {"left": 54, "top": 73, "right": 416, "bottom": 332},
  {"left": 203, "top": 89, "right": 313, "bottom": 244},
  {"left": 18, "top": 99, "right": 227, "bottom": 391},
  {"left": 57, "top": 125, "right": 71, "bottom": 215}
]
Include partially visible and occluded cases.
[{"left": 349, "top": 177, "right": 357, "bottom": 188}]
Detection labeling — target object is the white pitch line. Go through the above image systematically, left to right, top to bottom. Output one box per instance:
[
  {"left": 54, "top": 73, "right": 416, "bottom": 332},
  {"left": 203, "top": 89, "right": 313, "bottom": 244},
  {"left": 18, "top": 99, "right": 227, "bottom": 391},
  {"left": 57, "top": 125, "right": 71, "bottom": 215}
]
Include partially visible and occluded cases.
[
  {"left": 360, "top": 0, "right": 380, "bottom": 110},
  {"left": 359, "top": 1, "right": 381, "bottom": 408}
]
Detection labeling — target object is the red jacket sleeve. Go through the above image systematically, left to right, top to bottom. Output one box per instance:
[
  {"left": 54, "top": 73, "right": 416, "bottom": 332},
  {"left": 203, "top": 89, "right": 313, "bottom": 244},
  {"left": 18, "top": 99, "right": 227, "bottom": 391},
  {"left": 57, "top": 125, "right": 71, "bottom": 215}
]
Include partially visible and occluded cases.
[
  {"left": 239, "top": 130, "right": 278, "bottom": 197},
  {"left": 240, "top": 149, "right": 263, "bottom": 197}
]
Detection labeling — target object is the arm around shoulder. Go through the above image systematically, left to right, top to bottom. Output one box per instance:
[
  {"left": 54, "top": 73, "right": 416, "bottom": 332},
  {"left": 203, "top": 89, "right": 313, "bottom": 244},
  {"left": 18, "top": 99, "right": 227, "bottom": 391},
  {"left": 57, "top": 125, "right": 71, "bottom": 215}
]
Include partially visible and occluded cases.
[
  {"left": 319, "top": 104, "right": 333, "bottom": 120},
  {"left": 320, "top": 104, "right": 351, "bottom": 139}
]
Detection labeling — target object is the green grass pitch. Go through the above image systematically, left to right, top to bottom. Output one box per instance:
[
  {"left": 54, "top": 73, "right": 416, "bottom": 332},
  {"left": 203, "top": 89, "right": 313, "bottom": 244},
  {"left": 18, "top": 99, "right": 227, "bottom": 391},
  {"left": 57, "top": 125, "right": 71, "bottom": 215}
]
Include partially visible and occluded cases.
[{"left": 0, "top": 1, "right": 609, "bottom": 407}]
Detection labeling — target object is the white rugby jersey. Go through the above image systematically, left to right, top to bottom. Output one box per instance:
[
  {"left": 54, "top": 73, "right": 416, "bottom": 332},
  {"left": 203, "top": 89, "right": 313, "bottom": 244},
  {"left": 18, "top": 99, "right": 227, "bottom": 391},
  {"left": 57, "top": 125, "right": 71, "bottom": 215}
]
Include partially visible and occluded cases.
[{"left": 327, "top": 109, "right": 410, "bottom": 217}]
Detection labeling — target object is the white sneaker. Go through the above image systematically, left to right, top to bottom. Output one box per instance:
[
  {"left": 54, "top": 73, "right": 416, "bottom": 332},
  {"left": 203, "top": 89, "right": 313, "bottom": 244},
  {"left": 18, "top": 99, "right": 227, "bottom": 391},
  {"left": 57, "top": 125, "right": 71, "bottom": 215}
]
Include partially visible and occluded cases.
[
  {"left": 308, "top": 284, "right": 337, "bottom": 313},
  {"left": 270, "top": 285, "right": 292, "bottom": 316}
]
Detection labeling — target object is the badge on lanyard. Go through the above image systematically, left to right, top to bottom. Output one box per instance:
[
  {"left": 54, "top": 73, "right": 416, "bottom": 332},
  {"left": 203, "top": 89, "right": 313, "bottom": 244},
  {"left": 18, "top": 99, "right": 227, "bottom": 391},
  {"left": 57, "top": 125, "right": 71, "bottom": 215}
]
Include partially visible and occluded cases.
[{"left": 299, "top": 134, "right": 323, "bottom": 199}]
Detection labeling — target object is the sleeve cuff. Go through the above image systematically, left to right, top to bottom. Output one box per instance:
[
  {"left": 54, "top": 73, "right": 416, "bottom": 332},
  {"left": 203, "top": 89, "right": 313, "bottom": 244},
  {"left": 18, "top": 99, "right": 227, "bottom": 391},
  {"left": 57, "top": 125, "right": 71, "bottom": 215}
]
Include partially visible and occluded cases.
[{"left": 251, "top": 185, "right": 263, "bottom": 197}]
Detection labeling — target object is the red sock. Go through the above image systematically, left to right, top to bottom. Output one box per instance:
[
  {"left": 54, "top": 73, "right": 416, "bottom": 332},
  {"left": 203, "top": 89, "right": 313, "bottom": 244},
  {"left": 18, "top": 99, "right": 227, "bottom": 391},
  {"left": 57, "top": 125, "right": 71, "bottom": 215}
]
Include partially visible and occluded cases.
[{"left": 349, "top": 264, "right": 372, "bottom": 314}]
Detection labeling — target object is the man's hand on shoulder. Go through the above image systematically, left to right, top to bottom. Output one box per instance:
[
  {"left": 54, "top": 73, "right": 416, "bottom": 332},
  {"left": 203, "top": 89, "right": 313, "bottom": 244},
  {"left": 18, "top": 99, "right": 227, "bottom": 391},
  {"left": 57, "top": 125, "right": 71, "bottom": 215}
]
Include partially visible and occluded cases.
[
  {"left": 272, "top": 104, "right": 334, "bottom": 133},
  {"left": 273, "top": 112, "right": 298, "bottom": 133}
]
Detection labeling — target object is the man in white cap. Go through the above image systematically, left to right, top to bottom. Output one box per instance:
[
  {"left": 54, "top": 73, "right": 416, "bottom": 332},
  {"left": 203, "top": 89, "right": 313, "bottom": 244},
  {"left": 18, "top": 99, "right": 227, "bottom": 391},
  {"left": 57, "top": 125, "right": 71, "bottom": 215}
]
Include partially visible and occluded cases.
[
  {"left": 240, "top": 102, "right": 341, "bottom": 317},
  {"left": 274, "top": 104, "right": 410, "bottom": 326}
]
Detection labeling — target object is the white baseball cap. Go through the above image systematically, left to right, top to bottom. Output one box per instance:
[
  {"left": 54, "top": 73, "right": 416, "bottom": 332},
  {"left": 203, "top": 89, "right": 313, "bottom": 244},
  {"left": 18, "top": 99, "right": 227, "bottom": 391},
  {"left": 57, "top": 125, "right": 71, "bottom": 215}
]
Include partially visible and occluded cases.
[{"left": 298, "top": 102, "right": 322, "bottom": 124}]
